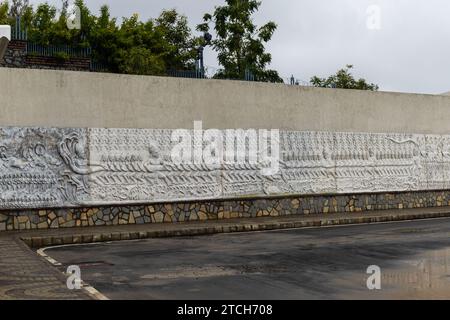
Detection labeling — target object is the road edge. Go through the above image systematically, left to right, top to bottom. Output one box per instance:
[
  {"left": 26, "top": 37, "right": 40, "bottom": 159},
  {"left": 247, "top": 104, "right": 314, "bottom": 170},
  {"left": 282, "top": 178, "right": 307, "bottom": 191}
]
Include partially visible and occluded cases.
[
  {"left": 22, "top": 210, "right": 450, "bottom": 248},
  {"left": 36, "top": 246, "right": 110, "bottom": 301}
]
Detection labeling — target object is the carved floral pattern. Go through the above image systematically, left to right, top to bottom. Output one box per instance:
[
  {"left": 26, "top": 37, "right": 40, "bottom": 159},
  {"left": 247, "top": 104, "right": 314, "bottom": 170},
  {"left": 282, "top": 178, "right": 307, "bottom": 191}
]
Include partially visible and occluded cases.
[{"left": 0, "top": 127, "right": 449, "bottom": 210}]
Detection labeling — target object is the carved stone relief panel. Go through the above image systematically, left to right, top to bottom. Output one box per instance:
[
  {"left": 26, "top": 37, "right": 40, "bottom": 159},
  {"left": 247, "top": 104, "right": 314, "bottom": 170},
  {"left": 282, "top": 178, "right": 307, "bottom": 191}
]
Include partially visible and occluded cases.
[
  {"left": 0, "top": 127, "right": 449, "bottom": 210},
  {"left": 0, "top": 127, "right": 88, "bottom": 209},
  {"left": 87, "top": 128, "right": 222, "bottom": 204}
]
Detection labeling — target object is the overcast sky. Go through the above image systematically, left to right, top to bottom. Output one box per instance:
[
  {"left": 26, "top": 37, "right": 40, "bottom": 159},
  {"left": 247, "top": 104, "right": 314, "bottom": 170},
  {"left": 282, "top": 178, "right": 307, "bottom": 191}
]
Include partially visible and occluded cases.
[{"left": 29, "top": 0, "right": 450, "bottom": 94}]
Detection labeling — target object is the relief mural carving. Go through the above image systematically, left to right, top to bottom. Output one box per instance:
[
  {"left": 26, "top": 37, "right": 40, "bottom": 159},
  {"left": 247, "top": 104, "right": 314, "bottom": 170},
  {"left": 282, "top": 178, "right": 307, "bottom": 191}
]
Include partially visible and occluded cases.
[{"left": 0, "top": 127, "right": 449, "bottom": 210}]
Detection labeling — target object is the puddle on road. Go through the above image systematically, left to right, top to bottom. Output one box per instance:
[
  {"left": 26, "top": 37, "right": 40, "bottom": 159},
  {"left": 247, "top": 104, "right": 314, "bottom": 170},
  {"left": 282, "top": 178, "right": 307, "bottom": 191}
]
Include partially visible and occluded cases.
[
  {"left": 334, "top": 247, "right": 450, "bottom": 299},
  {"left": 381, "top": 247, "right": 450, "bottom": 299},
  {"left": 139, "top": 263, "right": 288, "bottom": 281},
  {"left": 140, "top": 266, "right": 239, "bottom": 281}
]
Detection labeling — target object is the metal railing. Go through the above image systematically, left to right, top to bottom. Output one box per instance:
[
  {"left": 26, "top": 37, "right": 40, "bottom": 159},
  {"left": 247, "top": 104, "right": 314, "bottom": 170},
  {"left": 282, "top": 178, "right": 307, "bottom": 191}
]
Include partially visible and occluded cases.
[
  {"left": 9, "top": 16, "right": 92, "bottom": 58},
  {"left": 10, "top": 16, "right": 27, "bottom": 40},
  {"left": 26, "top": 42, "right": 91, "bottom": 58},
  {"left": 90, "top": 60, "right": 109, "bottom": 72},
  {"left": 168, "top": 65, "right": 257, "bottom": 81},
  {"left": 166, "top": 69, "right": 314, "bottom": 86},
  {"left": 167, "top": 69, "right": 206, "bottom": 79},
  {"left": 285, "top": 75, "right": 314, "bottom": 86}
]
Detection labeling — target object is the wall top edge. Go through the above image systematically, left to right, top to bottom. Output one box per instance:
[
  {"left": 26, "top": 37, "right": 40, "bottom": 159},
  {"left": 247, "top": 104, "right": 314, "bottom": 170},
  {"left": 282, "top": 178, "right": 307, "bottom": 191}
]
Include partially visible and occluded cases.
[
  {"left": 1, "top": 67, "right": 449, "bottom": 98},
  {"left": 0, "top": 125, "right": 448, "bottom": 137}
]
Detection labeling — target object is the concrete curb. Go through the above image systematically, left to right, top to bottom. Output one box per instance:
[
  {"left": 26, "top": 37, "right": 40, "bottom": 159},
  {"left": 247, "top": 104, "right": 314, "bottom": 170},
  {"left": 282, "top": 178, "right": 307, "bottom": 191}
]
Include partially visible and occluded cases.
[{"left": 21, "top": 210, "right": 450, "bottom": 248}]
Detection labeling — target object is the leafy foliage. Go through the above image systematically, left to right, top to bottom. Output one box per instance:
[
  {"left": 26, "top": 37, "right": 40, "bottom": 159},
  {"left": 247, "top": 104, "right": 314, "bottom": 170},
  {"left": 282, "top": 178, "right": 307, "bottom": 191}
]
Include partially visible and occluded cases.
[
  {"left": 0, "top": 0, "right": 199, "bottom": 75},
  {"left": 1, "top": 0, "right": 286, "bottom": 81},
  {"left": 8, "top": 0, "right": 28, "bottom": 17},
  {"left": 197, "top": 0, "right": 282, "bottom": 82},
  {"left": 0, "top": 2, "right": 9, "bottom": 24},
  {"left": 310, "top": 65, "right": 379, "bottom": 91}
]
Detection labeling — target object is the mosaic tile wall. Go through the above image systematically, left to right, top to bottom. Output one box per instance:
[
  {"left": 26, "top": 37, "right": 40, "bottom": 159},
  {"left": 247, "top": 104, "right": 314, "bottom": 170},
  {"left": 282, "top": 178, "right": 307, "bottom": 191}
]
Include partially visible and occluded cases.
[{"left": 1, "top": 191, "right": 449, "bottom": 231}]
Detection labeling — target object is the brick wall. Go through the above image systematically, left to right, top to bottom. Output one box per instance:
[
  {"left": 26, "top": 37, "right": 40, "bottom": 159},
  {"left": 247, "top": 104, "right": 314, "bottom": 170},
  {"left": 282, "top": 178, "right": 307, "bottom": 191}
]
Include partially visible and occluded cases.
[
  {"left": 0, "top": 40, "right": 91, "bottom": 72},
  {"left": 25, "top": 55, "right": 90, "bottom": 71}
]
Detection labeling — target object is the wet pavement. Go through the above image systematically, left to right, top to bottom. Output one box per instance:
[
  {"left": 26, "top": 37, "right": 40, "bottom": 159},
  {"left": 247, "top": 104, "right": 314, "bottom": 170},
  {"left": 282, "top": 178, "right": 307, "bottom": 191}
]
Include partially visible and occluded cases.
[
  {"left": 45, "top": 217, "right": 450, "bottom": 300},
  {"left": 0, "top": 237, "right": 88, "bottom": 300}
]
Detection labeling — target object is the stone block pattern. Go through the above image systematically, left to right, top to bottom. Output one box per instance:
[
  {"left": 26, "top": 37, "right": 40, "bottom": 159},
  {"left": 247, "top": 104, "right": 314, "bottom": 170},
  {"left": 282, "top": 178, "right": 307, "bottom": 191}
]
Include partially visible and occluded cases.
[
  {"left": 0, "top": 40, "right": 90, "bottom": 71},
  {"left": 0, "top": 40, "right": 26, "bottom": 67},
  {"left": 24, "top": 55, "right": 90, "bottom": 71},
  {"left": 1, "top": 191, "right": 450, "bottom": 231}
]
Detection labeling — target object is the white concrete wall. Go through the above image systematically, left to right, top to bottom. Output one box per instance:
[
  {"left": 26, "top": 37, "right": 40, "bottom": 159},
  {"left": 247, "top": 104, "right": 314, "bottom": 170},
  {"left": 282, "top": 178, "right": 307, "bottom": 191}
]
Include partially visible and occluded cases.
[
  {"left": 0, "top": 25, "right": 10, "bottom": 41},
  {"left": 0, "top": 25, "right": 11, "bottom": 59},
  {"left": 1, "top": 67, "right": 450, "bottom": 133}
]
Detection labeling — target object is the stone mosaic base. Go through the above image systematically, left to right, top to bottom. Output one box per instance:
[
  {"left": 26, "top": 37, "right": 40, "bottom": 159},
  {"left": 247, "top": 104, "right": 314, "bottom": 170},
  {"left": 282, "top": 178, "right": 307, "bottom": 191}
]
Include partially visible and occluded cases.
[{"left": 1, "top": 191, "right": 450, "bottom": 231}]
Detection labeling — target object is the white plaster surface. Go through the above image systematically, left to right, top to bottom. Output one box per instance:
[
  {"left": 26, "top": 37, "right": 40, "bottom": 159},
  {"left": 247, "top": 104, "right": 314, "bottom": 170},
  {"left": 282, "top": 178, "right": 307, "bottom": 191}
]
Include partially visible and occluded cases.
[
  {"left": 0, "top": 25, "right": 10, "bottom": 40},
  {"left": 1, "top": 68, "right": 450, "bottom": 133}
]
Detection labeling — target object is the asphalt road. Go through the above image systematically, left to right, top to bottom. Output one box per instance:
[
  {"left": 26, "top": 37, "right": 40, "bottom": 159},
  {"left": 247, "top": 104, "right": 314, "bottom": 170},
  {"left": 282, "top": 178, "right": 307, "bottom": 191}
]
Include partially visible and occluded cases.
[{"left": 46, "top": 218, "right": 450, "bottom": 300}]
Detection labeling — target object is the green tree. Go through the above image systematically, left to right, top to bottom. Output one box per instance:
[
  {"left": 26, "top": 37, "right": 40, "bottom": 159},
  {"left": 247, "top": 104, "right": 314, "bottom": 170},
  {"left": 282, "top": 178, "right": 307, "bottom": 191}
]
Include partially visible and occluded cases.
[
  {"left": 0, "top": 0, "right": 202, "bottom": 76},
  {"left": 0, "top": 0, "right": 32, "bottom": 26},
  {"left": 8, "top": 0, "right": 29, "bottom": 17},
  {"left": 70, "top": 0, "right": 95, "bottom": 48},
  {"left": 197, "top": 0, "right": 282, "bottom": 82},
  {"left": 0, "top": 2, "right": 9, "bottom": 24},
  {"left": 27, "top": 3, "right": 57, "bottom": 45},
  {"left": 87, "top": 5, "right": 119, "bottom": 71},
  {"left": 155, "top": 9, "right": 198, "bottom": 70},
  {"left": 112, "top": 10, "right": 198, "bottom": 75},
  {"left": 114, "top": 13, "right": 167, "bottom": 75},
  {"left": 120, "top": 46, "right": 165, "bottom": 75},
  {"left": 310, "top": 65, "right": 379, "bottom": 91}
]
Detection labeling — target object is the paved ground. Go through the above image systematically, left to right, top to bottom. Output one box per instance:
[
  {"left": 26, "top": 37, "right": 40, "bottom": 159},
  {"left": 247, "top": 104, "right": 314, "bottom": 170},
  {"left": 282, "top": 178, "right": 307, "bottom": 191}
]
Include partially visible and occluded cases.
[
  {"left": 1, "top": 207, "right": 450, "bottom": 300},
  {"left": 45, "top": 217, "right": 450, "bottom": 300},
  {"left": 0, "top": 236, "right": 89, "bottom": 300}
]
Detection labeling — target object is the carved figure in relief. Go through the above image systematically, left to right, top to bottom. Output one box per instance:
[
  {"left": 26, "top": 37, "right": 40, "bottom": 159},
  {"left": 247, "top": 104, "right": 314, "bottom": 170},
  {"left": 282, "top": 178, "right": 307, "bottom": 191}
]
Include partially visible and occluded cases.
[
  {"left": 59, "top": 132, "right": 104, "bottom": 175},
  {"left": 0, "top": 145, "right": 7, "bottom": 160}
]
